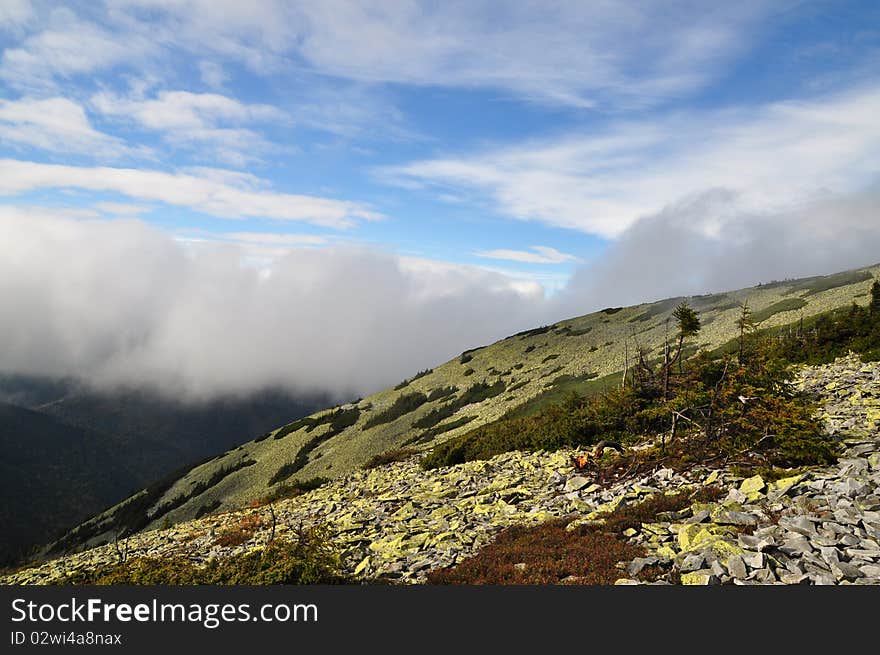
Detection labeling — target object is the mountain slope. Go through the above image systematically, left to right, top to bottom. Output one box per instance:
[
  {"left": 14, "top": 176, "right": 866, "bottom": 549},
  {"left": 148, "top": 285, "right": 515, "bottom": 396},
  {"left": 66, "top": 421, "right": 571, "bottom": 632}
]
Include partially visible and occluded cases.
[
  {"left": 47, "top": 263, "right": 880, "bottom": 556},
  {"left": 0, "top": 379, "right": 334, "bottom": 563},
  {"left": 0, "top": 402, "right": 141, "bottom": 564}
]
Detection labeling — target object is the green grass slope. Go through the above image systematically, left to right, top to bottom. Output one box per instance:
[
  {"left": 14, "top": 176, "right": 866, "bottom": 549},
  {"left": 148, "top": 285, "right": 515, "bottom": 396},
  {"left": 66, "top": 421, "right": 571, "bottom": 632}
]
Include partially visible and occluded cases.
[{"left": 47, "top": 262, "right": 880, "bottom": 556}]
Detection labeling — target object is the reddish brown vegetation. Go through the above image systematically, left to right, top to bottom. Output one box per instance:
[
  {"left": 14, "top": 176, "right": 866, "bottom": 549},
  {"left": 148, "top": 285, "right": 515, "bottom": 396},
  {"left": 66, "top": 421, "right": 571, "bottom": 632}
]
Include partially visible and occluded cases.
[
  {"left": 427, "top": 486, "right": 723, "bottom": 585},
  {"left": 211, "top": 513, "right": 264, "bottom": 548}
]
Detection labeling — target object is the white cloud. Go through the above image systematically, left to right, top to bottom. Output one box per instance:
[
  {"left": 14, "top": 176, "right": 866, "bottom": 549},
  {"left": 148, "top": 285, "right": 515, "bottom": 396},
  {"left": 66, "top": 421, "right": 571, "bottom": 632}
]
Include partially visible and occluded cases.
[
  {"left": 0, "top": 0, "right": 34, "bottom": 33},
  {"left": 282, "top": 1, "right": 774, "bottom": 107},
  {"left": 1, "top": 2, "right": 777, "bottom": 106},
  {"left": 0, "top": 8, "right": 156, "bottom": 90},
  {"left": 198, "top": 60, "right": 228, "bottom": 88},
  {"left": 382, "top": 84, "right": 880, "bottom": 237},
  {"left": 91, "top": 89, "right": 288, "bottom": 165},
  {"left": 91, "top": 89, "right": 285, "bottom": 131},
  {"left": 0, "top": 96, "right": 142, "bottom": 159},
  {"left": 0, "top": 159, "right": 382, "bottom": 228},
  {"left": 555, "top": 185, "right": 880, "bottom": 313},
  {"left": 95, "top": 201, "right": 152, "bottom": 215},
  {"left": 0, "top": 207, "right": 545, "bottom": 399},
  {"left": 222, "top": 232, "right": 328, "bottom": 246},
  {"left": 474, "top": 246, "right": 577, "bottom": 265}
]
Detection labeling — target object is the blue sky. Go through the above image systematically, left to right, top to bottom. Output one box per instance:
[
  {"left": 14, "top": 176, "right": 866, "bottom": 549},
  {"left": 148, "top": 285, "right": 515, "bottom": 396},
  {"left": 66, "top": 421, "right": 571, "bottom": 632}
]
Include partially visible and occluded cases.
[{"left": 1, "top": 1, "right": 880, "bottom": 397}]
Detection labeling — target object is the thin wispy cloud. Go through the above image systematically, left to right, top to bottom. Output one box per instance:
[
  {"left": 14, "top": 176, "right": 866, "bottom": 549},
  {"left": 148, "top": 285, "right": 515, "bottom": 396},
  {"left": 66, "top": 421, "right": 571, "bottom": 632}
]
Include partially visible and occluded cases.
[
  {"left": 384, "top": 84, "right": 880, "bottom": 238},
  {"left": 0, "top": 159, "right": 383, "bottom": 228},
  {"left": 475, "top": 246, "right": 577, "bottom": 265}
]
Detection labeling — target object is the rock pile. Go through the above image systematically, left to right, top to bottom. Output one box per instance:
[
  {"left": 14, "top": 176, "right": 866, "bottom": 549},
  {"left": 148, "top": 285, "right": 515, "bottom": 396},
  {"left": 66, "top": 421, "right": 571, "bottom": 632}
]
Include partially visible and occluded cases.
[
  {"left": 4, "top": 355, "right": 878, "bottom": 586},
  {"left": 616, "top": 355, "right": 880, "bottom": 585}
]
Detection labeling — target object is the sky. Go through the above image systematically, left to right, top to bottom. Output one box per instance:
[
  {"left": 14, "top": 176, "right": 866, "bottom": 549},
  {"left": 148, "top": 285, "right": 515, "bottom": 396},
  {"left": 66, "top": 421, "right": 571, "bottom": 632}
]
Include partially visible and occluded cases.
[{"left": 1, "top": 1, "right": 880, "bottom": 400}]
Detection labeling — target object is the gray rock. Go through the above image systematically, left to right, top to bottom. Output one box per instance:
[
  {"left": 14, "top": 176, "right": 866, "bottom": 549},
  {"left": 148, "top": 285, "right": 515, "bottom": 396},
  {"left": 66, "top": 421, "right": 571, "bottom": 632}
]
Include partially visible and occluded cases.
[
  {"left": 563, "top": 476, "right": 591, "bottom": 493},
  {"left": 685, "top": 510, "right": 711, "bottom": 524},
  {"left": 715, "top": 510, "right": 758, "bottom": 526},
  {"left": 780, "top": 515, "right": 819, "bottom": 536},
  {"left": 738, "top": 534, "right": 773, "bottom": 552},
  {"left": 779, "top": 535, "right": 814, "bottom": 556},
  {"left": 819, "top": 546, "right": 841, "bottom": 565},
  {"left": 741, "top": 551, "right": 765, "bottom": 570},
  {"left": 680, "top": 554, "right": 705, "bottom": 572},
  {"left": 727, "top": 555, "right": 748, "bottom": 579},
  {"left": 626, "top": 557, "right": 658, "bottom": 576},
  {"left": 832, "top": 560, "right": 865, "bottom": 581},
  {"left": 859, "top": 564, "right": 880, "bottom": 577},
  {"left": 751, "top": 568, "right": 778, "bottom": 583},
  {"left": 778, "top": 572, "right": 810, "bottom": 585},
  {"left": 811, "top": 573, "right": 837, "bottom": 585}
]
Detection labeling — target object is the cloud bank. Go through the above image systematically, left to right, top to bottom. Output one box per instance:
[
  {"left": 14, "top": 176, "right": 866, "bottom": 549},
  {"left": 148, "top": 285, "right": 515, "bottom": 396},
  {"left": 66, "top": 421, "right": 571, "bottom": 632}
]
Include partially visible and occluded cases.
[
  {"left": 3, "top": 186, "right": 879, "bottom": 402},
  {"left": 0, "top": 207, "right": 545, "bottom": 400}
]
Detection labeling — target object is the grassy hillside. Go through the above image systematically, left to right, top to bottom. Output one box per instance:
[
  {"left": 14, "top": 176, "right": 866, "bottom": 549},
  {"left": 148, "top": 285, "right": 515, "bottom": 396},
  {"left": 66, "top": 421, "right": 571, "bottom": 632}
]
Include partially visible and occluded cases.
[
  {"left": 46, "top": 263, "right": 880, "bottom": 557},
  {"left": 0, "top": 379, "right": 333, "bottom": 564}
]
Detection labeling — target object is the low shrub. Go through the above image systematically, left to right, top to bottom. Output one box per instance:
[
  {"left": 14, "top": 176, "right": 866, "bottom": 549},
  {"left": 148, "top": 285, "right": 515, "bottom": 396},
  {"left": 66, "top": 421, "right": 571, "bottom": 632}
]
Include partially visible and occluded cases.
[
  {"left": 363, "top": 393, "right": 428, "bottom": 429},
  {"left": 363, "top": 447, "right": 419, "bottom": 469},
  {"left": 256, "top": 477, "right": 330, "bottom": 505},
  {"left": 427, "top": 487, "right": 723, "bottom": 585},
  {"left": 212, "top": 514, "right": 264, "bottom": 547},
  {"left": 60, "top": 527, "right": 348, "bottom": 585}
]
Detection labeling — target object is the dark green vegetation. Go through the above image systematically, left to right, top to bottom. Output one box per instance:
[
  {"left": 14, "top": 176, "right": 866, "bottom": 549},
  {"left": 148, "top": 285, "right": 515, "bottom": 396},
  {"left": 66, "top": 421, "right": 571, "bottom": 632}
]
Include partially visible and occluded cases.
[
  {"left": 783, "top": 269, "right": 873, "bottom": 296},
  {"left": 766, "top": 282, "right": 880, "bottom": 364},
  {"left": 422, "top": 291, "right": 870, "bottom": 470},
  {"left": 751, "top": 298, "right": 808, "bottom": 322},
  {"left": 513, "top": 325, "right": 553, "bottom": 339},
  {"left": 554, "top": 325, "right": 593, "bottom": 337},
  {"left": 459, "top": 346, "right": 486, "bottom": 364},
  {"left": 393, "top": 368, "right": 433, "bottom": 390},
  {"left": 500, "top": 371, "right": 611, "bottom": 421},
  {"left": 412, "top": 381, "right": 506, "bottom": 432},
  {"left": 426, "top": 386, "right": 457, "bottom": 402},
  {"left": 363, "top": 393, "right": 427, "bottom": 429},
  {"left": 269, "top": 407, "right": 362, "bottom": 485},
  {"left": 273, "top": 416, "right": 315, "bottom": 439},
  {"left": 405, "top": 416, "right": 476, "bottom": 445},
  {"left": 363, "top": 447, "right": 419, "bottom": 469},
  {"left": 153, "top": 458, "right": 257, "bottom": 517},
  {"left": 257, "top": 477, "right": 331, "bottom": 505},
  {"left": 428, "top": 487, "right": 722, "bottom": 584},
  {"left": 194, "top": 499, "right": 222, "bottom": 519},
  {"left": 59, "top": 528, "right": 347, "bottom": 585}
]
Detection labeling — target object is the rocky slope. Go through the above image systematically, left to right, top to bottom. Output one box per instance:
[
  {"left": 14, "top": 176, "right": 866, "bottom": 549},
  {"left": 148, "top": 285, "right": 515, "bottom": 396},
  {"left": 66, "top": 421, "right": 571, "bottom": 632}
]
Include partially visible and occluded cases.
[
  {"left": 46, "top": 264, "right": 880, "bottom": 555},
  {"left": 5, "top": 354, "right": 878, "bottom": 585}
]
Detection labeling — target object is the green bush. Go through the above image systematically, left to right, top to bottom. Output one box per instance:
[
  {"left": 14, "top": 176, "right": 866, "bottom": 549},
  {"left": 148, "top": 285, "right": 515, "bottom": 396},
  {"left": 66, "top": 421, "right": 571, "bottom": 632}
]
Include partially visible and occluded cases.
[{"left": 258, "top": 477, "right": 330, "bottom": 504}]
